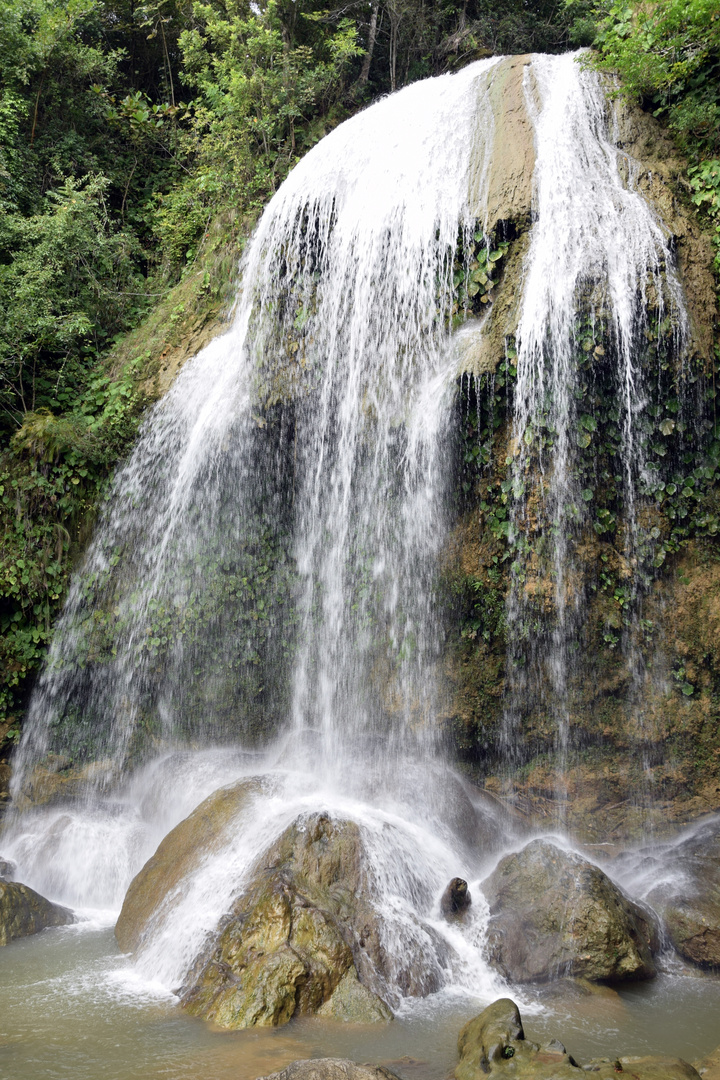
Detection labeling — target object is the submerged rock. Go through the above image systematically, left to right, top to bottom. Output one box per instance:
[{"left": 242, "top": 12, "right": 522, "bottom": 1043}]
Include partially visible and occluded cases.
[
  {"left": 179, "top": 812, "right": 394, "bottom": 1028},
  {"left": 645, "top": 818, "right": 720, "bottom": 969},
  {"left": 481, "top": 840, "right": 658, "bottom": 983},
  {"left": 441, "top": 877, "right": 472, "bottom": 918},
  {"left": 0, "top": 880, "right": 74, "bottom": 946},
  {"left": 456, "top": 998, "right": 701, "bottom": 1080},
  {"left": 258, "top": 1062, "right": 401, "bottom": 1080}
]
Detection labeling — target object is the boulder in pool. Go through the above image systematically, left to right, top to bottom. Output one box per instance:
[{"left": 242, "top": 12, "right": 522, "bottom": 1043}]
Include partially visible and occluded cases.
[
  {"left": 179, "top": 812, "right": 396, "bottom": 1028},
  {"left": 480, "top": 839, "right": 658, "bottom": 983},
  {"left": 0, "top": 879, "right": 74, "bottom": 946},
  {"left": 456, "top": 998, "right": 701, "bottom": 1080}
]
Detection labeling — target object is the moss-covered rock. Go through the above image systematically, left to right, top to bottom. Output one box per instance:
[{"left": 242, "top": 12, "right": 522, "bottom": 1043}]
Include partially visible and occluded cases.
[
  {"left": 179, "top": 812, "right": 394, "bottom": 1028},
  {"left": 481, "top": 840, "right": 658, "bottom": 983},
  {"left": 0, "top": 880, "right": 74, "bottom": 946},
  {"left": 456, "top": 998, "right": 701, "bottom": 1080}
]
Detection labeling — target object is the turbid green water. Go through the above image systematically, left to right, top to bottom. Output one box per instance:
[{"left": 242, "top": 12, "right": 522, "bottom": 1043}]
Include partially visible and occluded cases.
[{"left": 2, "top": 922, "right": 719, "bottom": 1080}]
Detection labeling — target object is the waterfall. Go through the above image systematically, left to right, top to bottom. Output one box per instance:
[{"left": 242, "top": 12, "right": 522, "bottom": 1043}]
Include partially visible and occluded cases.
[
  {"left": 3, "top": 51, "right": 700, "bottom": 1009},
  {"left": 500, "top": 54, "right": 688, "bottom": 808},
  {"left": 11, "top": 57, "right": 501, "bottom": 798}
]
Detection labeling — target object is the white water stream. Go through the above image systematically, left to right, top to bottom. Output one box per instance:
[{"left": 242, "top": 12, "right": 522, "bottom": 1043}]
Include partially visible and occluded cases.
[{"left": 2, "top": 52, "right": 718, "bottom": 1080}]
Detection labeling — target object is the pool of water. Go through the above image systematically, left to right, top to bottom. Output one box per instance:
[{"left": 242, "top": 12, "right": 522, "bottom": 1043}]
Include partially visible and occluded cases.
[{"left": 2, "top": 919, "right": 719, "bottom": 1080}]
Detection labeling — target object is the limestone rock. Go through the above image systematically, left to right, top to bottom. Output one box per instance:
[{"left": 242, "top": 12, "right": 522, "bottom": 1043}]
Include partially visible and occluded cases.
[
  {"left": 473, "top": 55, "right": 535, "bottom": 232},
  {"left": 14, "top": 755, "right": 116, "bottom": 811},
  {"left": 116, "top": 776, "right": 269, "bottom": 953},
  {"left": 179, "top": 812, "right": 396, "bottom": 1028},
  {"left": 645, "top": 818, "right": 720, "bottom": 969},
  {"left": 481, "top": 840, "right": 658, "bottom": 983},
  {"left": 0, "top": 857, "right": 16, "bottom": 880},
  {"left": 441, "top": 877, "right": 472, "bottom": 918},
  {"left": 0, "top": 880, "right": 74, "bottom": 946},
  {"left": 317, "top": 969, "right": 393, "bottom": 1023},
  {"left": 456, "top": 998, "right": 701, "bottom": 1080},
  {"left": 694, "top": 1043, "right": 720, "bottom": 1080},
  {"left": 258, "top": 1061, "right": 401, "bottom": 1080}
]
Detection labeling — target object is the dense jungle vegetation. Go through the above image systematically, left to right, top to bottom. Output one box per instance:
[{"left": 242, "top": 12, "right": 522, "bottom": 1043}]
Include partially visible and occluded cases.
[{"left": 0, "top": 0, "right": 719, "bottom": 760}]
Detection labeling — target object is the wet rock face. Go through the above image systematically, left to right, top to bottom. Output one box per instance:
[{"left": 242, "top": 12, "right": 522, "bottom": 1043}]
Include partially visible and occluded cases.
[
  {"left": 0, "top": 760, "right": 11, "bottom": 815},
  {"left": 116, "top": 776, "right": 268, "bottom": 954},
  {"left": 179, "top": 812, "right": 397, "bottom": 1028},
  {"left": 645, "top": 818, "right": 720, "bottom": 969},
  {"left": 481, "top": 840, "right": 658, "bottom": 983},
  {"left": 0, "top": 857, "right": 16, "bottom": 880},
  {"left": 441, "top": 877, "right": 472, "bottom": 918},
  {"left": 0, "top": 880, "right": 74, "bottom": 946},
  {"left": 456, "top": 998, "right": 701, "bottom": 1080},
  {"left": 258, "top": 1061, "right": 401, "bottom": 1080}
]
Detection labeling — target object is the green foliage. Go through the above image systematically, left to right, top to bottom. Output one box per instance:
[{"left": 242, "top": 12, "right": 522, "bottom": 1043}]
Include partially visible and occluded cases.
[
  {"left": 152, "top": 0, "right": 362, "bottom": 274},
  {"left": 590, "top": 0, "right": 720, "bottom": 271},
  {"left": 591, "top": 0, "right": 720, "bottom": 159},
  {"left": 689, "top": 159, "right": 720, "bottom": 273},
  {"left": 0, "top": 175, "right": 146, "bottom": 433},
  {"left": 0, "top": 350, "right": 149, "bottom": 726}
]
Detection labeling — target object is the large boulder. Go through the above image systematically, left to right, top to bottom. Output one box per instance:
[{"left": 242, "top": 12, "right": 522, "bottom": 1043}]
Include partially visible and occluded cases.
[
  {"left": 116, "top": 776, "right": 269, "bottom": 954},
  {"left": 179, "top": 812, "right": 402, "bottom": 1028},
  {"left": 645, "top": 818, "right": 720, "bottom": 969},
  {"left": 481, "top": 840, "right": 658, "bottom": 983},
  {"left": 0, "top": 880, "right": 74, "bottom": 946},
  {"left": 456, "top": 998, "right": 701, "bottom": 1080},
  {"left": 258, "top": 1062, "right": 400, "bottom": 1080}
]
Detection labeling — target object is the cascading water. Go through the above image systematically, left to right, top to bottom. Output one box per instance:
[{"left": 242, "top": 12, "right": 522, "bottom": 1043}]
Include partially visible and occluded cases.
[
  {"left": 2, "top": 51, "right": 715, "bottom": 1071},
  {"left": 6, "top": 54, "right": 512, "bottom": 1006},
  {"left": 500, "top": 55, "right": 689, "bottom": 814},
  {"left": 11, "top": 58, "right": 501, "bottom": 795}
]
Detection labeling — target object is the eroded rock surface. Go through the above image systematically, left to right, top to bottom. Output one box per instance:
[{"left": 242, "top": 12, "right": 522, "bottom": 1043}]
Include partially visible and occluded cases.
[
  {"left": 179, "top": 813, "right": 395, "bottom": 1028},
  {"left": 645, "top": 818, "right": 720, "bottom": 969},
  {"left": 481, "top": 840, "right": 658, "bottom": 983},
  {"left": 0, "top": 879, "right": 74, "bottom": 946},
  {"left": 456, "top": 998, "right": 701, "bottom": 1080}
]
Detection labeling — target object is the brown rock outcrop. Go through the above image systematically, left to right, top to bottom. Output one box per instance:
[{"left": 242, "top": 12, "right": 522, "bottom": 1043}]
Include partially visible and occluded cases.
[
  {"left": 179, "top": 812, "right": 397, "bottom": 1028},
  {"left": 481, "top": 839, "right": 658, "bottom": 983},
  {"left": 0, "top": 880, "right": 74, "bottom": 946}
]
